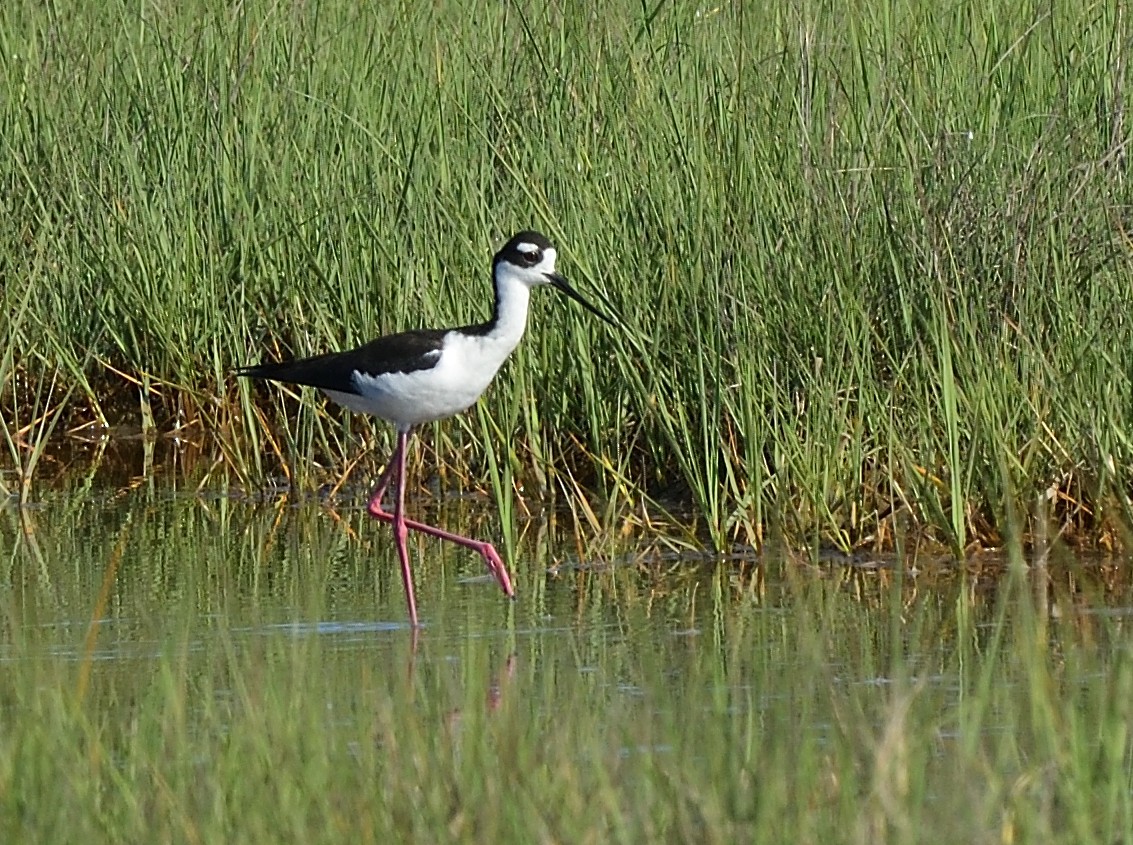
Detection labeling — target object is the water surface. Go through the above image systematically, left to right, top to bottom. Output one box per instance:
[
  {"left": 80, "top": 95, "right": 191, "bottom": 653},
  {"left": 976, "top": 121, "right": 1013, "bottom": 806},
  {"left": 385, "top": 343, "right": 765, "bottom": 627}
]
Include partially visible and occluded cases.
[{"left": 2, "top": 482, "right": 1132, "bottom": 842}]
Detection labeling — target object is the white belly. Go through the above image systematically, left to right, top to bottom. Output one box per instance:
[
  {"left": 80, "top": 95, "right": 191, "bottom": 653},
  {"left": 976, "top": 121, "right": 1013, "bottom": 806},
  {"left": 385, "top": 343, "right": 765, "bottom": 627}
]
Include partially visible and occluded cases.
[{"left": 323, "top": 332, "right": 515, "bottom": 429}]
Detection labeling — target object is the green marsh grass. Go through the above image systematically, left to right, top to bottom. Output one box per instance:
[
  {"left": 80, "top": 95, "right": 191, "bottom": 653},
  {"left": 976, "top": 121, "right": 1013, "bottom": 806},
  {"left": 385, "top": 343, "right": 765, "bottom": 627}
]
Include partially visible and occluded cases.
[
  {"left": 3, "top": 0, "right": 1133, "bottom": 549},
  {"left": 4, "top": 489, "right": 1133, "bottom": 841}
]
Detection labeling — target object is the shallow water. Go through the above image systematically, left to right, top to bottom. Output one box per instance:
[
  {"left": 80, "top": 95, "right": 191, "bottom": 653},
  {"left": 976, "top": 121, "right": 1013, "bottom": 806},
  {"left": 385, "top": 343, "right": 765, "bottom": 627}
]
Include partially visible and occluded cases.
[
  {"left": 2, "top": 480, "right": 1130, "bottom": 688},
  {"left": 3, "top": 481, "right": 1133, "bottom": 841}
]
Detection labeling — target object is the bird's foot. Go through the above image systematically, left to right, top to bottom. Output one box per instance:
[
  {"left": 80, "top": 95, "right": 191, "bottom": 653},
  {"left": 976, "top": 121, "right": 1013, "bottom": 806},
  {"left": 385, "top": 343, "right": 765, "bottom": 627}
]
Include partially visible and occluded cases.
[{"left": 366, "top": 503, "right": 514, "bottom": 598}]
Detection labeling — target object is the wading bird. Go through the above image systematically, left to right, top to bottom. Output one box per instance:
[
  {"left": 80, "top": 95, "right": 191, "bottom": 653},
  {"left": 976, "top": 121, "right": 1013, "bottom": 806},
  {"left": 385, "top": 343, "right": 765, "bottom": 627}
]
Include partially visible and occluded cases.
[{"left": 239, "top": 231, "right": 612, "bottom": 626}]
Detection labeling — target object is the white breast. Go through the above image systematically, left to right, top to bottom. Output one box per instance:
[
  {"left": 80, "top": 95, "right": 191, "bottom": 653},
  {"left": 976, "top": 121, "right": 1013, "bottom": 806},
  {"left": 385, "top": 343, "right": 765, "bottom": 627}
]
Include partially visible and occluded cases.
[{"left": 322, "top": 330, "right": 521, "bottom": 429}]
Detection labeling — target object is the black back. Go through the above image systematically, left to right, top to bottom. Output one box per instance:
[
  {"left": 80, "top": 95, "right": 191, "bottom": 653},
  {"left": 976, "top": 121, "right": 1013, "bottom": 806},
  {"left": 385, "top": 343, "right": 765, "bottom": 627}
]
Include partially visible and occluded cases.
[{"left": 237, "top": 328, "right": 447, "bottom": 395}]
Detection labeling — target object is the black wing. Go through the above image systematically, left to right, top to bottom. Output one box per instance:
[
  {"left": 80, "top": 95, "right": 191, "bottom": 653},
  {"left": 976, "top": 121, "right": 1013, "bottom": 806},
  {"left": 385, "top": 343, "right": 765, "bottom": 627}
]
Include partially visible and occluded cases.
[{"left": 237, "top": 328, "right": 447, "bottom": 396}]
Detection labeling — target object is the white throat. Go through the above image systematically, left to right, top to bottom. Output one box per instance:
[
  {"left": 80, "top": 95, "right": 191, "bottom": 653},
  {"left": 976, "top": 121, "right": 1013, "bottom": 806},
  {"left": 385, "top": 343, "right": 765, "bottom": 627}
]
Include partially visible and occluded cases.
[{"left": 488, "top": 261, "right": 534, "bottom": 352}]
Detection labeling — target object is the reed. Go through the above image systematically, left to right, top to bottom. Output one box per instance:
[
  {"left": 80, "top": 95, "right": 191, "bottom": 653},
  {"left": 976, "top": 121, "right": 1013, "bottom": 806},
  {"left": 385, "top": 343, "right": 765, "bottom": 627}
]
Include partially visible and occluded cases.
[{"left": 2, "top": 0, "right": 1130, "bottom": 549}]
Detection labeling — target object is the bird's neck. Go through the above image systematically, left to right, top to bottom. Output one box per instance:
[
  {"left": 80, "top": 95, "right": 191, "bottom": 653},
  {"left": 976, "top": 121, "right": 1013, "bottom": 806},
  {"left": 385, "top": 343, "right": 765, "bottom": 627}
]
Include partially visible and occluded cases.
[{"left": 481, "top": 269, "right": 531, "bottom": 352}]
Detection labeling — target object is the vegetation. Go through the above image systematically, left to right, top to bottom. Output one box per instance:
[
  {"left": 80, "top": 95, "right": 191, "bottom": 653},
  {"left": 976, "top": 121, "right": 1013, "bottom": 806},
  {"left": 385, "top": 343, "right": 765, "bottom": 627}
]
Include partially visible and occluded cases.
[
  {"left": 3, "top": 0, "right": 1133, "bottom": 551},
  {"left": 3, "top": 487, "right": 1133, "bottom": 843}
]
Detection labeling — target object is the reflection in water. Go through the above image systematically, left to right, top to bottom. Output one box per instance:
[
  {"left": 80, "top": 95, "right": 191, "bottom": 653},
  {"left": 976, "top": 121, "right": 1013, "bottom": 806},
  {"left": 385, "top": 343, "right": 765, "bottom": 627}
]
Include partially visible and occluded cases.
[
  {"left": 3, "top": 483, "right": 1133, "bottom": 840},
  {"left": 0, "top": 487, "right": 1127, "bottom": 715}
]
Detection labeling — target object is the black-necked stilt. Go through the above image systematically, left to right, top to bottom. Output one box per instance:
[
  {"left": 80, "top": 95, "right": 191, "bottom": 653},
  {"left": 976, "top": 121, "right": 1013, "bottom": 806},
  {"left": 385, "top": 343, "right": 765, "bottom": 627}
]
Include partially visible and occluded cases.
[{"left": 238, "top": 231, "right": 612, "bottom": 626}]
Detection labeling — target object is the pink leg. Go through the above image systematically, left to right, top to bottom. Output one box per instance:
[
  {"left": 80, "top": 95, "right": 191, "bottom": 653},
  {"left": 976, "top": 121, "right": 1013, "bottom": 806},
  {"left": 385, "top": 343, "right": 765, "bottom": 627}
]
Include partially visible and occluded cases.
[
  {"left": 368, "top": 430, "right": 514, "bottom": 601},
  {"left": 389, "top": 430, "right": 418, "bottom": 627},
  {"left": 367, "top": 446, "right": 399, "bottom": 509}
]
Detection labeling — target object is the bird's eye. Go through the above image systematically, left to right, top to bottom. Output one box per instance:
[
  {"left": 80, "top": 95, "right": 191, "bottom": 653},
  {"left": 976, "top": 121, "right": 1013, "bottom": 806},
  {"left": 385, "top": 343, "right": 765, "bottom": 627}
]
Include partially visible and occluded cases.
[{"left": 522, "top": 250, "right": 540, "bottom": 265}]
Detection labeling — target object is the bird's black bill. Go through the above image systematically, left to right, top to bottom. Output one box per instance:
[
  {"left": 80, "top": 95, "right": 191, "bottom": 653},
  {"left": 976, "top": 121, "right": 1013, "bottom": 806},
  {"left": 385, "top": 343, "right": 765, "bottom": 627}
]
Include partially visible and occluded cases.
[{"left": 547, "top": 273, "right": 615, "bottom": 326}]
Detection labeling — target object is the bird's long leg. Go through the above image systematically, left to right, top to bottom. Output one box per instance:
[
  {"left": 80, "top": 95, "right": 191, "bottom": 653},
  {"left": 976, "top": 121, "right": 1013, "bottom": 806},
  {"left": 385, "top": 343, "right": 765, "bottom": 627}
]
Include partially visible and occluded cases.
[
  {"left": 389, "top": 429, "right": 418, "bottom": 626},
  {"left": 367, "top": 431, "right": 515, "bottom": 600},
  {"left": 366, "top": 445, "right": 400, "bottom": 514}
]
